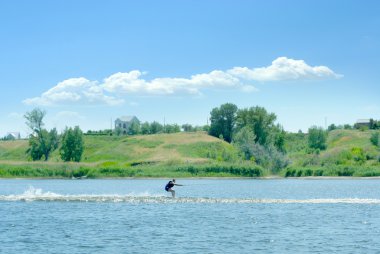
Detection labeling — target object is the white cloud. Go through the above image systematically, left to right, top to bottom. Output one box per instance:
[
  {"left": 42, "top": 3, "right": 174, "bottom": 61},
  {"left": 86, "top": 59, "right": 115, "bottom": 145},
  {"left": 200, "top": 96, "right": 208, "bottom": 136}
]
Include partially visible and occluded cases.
[
  {"left": 23, "top": 57, "right": 342, "bottom": 106},
  {"left": 228, "top": 57, "right": 343, "bottom": 81},
  {"left": 101, "top": 69, "right": 240, "bottom": 95},
  {"left": 23, "top": 77, "right": 123, "bottom": 106}
]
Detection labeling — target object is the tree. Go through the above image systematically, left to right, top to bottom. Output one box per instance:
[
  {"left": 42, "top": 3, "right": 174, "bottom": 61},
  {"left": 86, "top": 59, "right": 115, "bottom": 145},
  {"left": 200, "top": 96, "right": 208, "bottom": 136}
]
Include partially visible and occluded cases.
[
  {"left": 209, "top": 103, "right": 238, "bottom": 143},
  {"left": 235, "top": 106, "right": 277, "bottom": 146},
  {"left": 24, "top": 108, "right": 58, "bottom": 161},
  {"left": 24, "top": 108, "right": 45, "bottom": 134},
  {"left": 128, "top": 121, "right": 140, "bottom": 135},
  {"left": 150, "top": 121, "right": 163, "bottom": 134},
  {"left": 140, "top": 122, "right": 151, "bottom": 135},
  {"left": 164, "top": 124, "right": 181, "bottom": 133},
  {"left": 182, "top": 124, "right": 194, "bottom": 132},
  {"left": 328, "top": 124, "right": 337, "bottom": 131},
  {"left": 343, "top": 124, "right": 352, "bottom": 130},
  {"left": 270, "top": 125, "right": 286, "bottom": 152},
  {"left": 60, "top": 126, "right": 84, "bottom": 162},
  {"left": 232, "top": 126, "right": 256, "bottom": 160},
  {"left": 308, "top": 126, "right": 327, "bottom": 150},
  {"left": 114, "top": 127, "right": 123, "bottom": 136},
  {"left": 39, "top": 128, "right": 59, "bottom": 161},
  {"left": 370, "top": 132, "right": 380, "bottom": 147}
]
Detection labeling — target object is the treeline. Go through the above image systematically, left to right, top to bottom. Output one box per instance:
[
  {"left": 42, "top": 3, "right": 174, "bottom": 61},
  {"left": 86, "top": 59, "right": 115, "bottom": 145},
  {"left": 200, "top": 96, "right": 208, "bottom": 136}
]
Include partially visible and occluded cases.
[
  {"left": 208, "top": 103, "right": 288, "bottom": 173},
  {"left": 24, "top": 108, "right": 84, "bottom": 162},
  {"left": 327, "top": 118, "right": 380, "bottom": 131},
  {"left": 86, "top": 122, "right": 209, "bottom": 136}
]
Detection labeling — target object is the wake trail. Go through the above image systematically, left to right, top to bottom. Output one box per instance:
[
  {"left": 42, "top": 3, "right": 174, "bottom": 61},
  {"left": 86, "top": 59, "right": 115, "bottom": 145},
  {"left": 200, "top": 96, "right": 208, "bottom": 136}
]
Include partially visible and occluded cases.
[{"left": 1, "top": 187, "right": 380, "bottom": 204}]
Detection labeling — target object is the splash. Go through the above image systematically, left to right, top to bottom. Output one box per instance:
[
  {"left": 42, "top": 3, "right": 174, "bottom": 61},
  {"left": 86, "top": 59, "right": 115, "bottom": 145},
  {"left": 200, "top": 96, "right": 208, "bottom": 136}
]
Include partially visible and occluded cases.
[{"left": 1, "top": 187, "right": 380, "bottom": 204}]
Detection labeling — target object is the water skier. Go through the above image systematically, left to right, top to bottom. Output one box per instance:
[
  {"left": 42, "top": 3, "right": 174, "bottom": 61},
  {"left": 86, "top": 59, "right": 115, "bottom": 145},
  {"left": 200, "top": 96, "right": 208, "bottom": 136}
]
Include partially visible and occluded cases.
[{"left": 165, "top": 179, "right": 183, "bottom": 198}]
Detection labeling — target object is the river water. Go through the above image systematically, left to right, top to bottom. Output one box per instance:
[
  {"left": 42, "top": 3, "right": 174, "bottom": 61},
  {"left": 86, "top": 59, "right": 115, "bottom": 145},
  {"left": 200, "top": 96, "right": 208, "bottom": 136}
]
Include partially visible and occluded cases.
[{"left": 1, "top": 179, "right": 380, "bottom": 253}]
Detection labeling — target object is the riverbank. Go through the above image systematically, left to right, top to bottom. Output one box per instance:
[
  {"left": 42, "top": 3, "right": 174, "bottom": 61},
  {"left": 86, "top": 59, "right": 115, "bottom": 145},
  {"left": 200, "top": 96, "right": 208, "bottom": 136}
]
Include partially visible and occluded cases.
[{"left": 1, "top": 161, "right": 380, "bottom": 179}]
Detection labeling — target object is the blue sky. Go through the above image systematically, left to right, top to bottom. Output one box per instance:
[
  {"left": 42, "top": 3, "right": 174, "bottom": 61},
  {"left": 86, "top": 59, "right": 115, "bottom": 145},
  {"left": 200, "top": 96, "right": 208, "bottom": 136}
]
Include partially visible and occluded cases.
[{"left": 1, "top": 0, "right": 379, "bottom": 137}]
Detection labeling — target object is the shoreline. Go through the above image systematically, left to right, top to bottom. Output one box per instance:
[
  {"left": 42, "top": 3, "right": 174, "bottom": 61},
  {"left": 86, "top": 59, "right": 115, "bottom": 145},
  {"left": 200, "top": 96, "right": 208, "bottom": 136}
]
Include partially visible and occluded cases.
[{"left": 2, "top": 176, "right": 380, "bottom": 180}]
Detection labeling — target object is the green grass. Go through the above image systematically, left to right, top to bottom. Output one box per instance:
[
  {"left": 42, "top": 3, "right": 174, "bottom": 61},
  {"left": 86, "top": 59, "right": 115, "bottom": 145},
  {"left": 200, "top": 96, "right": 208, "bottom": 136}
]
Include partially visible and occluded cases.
[
  {"left": 0, "top": 129, "right": 379, "bottom": 178},
  {"left": 0, "top": 132, "right": 251, "bottom": 178},
  {"left": 283, "top": 165, "right": 380, "bottom": 177}
]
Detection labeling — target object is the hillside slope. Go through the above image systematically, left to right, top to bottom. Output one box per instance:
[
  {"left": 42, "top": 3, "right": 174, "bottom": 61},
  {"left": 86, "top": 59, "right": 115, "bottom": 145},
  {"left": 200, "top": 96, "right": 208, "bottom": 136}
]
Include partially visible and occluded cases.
[
  {"left": 285, "top": 129, "right": 380, "bottom": 176},
  {"left": 0, "top": 130, "right": 378, "bottom": 177},
  {"left": 0, "top": 132, "right": 237, "bottom": 164}
]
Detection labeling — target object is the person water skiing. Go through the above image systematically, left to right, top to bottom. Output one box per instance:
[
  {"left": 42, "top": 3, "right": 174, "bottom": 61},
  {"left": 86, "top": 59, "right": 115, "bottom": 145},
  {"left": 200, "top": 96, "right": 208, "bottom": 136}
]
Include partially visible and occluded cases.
[{"left": 165, "top": 179, "right": 183, "bottom": 198}]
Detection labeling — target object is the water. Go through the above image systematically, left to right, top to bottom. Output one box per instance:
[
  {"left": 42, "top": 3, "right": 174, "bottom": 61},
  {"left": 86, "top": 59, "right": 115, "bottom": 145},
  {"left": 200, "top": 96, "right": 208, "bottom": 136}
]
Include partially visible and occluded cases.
[{"left": 1, "top": 179, "right": 380, "bottom": 253}]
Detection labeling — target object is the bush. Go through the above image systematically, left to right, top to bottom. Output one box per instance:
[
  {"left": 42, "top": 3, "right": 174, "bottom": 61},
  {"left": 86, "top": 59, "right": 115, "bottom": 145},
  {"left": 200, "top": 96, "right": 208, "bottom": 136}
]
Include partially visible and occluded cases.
[
  {"left": 308, "top": 126, "right": 327, "bottom": 150},
  {"left": 370, "top": 132, "right": 380, "bottom": 147},
  {"left": 351, "top": 147, "right": 366, "bottom": 164},
  {"left": 177, "top": 163, "right": 264, "bottom": 177}
]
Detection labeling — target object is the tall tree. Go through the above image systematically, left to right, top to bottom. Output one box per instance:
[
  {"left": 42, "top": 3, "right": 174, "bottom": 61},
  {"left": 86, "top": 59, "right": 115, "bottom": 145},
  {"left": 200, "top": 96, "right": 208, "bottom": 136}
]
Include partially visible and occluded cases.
[
  {"left": 209, "top": 103, "right": 238, "bottom": 143},
  {"left": 235, "top": 106, "right": 277, "bottom": 146},
  {"left": 24, "top": 108, "right": 58, "bottom": 161},
  {"left": 24, "top": 108, "right": 45, "bottom": 134},
  {"left": 128, "top": 121, "right": 140, "bottom": 135},
  {"left": 150, "top": 121, "right": 163, "bottom": 134},
  {"left": 140, "top": 122, "right": 151, "bottom": 135},
  {"left": 60, "top": 126, "right": 84, "bottom": 162},
  {"left": 232, "top": 126, "right": 256, "bottom": 160},
  {"left": 308, "top": 126, "right": 327, "bottom": 150},
  {"left": 39, "top": 128, "right": 59, "bottom": 161}
]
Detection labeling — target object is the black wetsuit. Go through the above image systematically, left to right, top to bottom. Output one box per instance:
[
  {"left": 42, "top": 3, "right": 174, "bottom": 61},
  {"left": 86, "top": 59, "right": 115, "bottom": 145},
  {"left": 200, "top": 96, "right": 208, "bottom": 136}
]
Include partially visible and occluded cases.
[{"left": 165, "top": 181, "right": 174, "bottom": 191}]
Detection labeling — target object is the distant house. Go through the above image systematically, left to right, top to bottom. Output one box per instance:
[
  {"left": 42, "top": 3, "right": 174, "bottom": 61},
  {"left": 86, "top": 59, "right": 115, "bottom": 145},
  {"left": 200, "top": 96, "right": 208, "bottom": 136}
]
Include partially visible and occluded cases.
[
  {"left": 115, "top": 116, "right": 140, "bottom": 134},
  {"left": 355, "top": 119, "right": 371, "bottom": 128},
  {"left": 5, "top": 132, "right": 20, "bottom": 140}
]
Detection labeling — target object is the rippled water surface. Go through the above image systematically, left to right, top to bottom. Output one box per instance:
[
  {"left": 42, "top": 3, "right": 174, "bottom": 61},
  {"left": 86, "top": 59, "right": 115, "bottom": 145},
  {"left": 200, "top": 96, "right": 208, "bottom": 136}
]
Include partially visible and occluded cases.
[{"left": 1, "top": 179, "right": 380, "bottom": 253}]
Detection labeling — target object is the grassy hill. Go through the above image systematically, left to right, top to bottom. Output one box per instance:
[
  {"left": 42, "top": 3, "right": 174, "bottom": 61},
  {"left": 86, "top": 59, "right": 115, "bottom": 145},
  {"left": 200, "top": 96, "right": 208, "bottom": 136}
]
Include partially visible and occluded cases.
[
  {"left": 285, "top": 129, "right": 380, "bottom": 177},
  {"left": 0, "top": 130, "right": 379, "bottom": 178},
  {"left": 0, "top": 132, "right": 262, "bottom": 178},
  {"left": 0, "top": 132, "right": 236, "bottom": 164}
]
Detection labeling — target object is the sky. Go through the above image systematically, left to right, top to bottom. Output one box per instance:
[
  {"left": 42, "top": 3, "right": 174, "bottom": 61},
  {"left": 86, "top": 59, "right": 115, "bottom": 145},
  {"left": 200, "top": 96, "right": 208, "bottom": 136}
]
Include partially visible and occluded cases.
[{"left": 1, "top": 0, "right": 379, "bottom": 137}]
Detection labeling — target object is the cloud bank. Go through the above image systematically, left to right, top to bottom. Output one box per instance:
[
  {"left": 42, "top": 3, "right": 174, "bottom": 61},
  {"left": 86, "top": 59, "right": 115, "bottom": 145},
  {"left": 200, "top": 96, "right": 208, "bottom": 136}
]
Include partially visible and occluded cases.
[{"left": 23, "top": 57, "right": 342, "bottom": 106}]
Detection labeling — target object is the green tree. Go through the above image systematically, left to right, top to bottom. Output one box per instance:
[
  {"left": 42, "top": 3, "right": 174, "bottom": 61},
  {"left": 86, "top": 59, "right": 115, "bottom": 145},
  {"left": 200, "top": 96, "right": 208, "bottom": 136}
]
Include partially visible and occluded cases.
[
  {"left": 209, "top": 103, "right": 238, "bottom": 143},
  {"left": 235, "top": 106, "right": 277, "bottom": 146},
  {"left": 24, "top": 108, "right": 58, "bottom": 161},
  {"left": 24, "top": 108, "right": 45, "bottom": 134},
  {"left": 128, "top": 121, "right": 140, "bottom": 135},
  {"left": 150, "top": 121, "right": 163, "bottom": 134},
  {"left": 140, "top": 122, "right": 151, "bottom": 135},
  {"left": 164, "top": 124, "right": 181, "bottom": 133},
  {"left": 182, "top": 124, "right": 194, "bottom": 132},
  {"left": 328, "top": 124, "right": 337, "bottom": 131},
  {"left": 343, "top": 124, "right": 352, "bottom": 130},
  {"left": 270, "top": 125, "right": 286, "bottom": 152},
  {"left": 60, "top": 126, "right": 84, "bottom": 162},
  {"left": 232, "top": 126, "right": 256, "bottom": 160},
  {"left": 308, "top": 126, "right": 327, "bottom": 150},
  {"left": 114, "top": 127, "right": 123, "bottom": 136},
  {"left": 39, "top": 128, "right": 59, "bottom": 161},
  {"left": 370, "top": 132, "right": 380, "bottom": 147},
  {"left": 27, "top": 135, "right": 43, "bottom": 160}
]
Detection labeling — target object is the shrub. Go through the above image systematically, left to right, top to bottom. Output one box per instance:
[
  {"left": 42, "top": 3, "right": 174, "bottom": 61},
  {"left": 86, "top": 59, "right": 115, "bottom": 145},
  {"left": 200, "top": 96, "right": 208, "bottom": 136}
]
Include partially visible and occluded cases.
[
  {"left": 308, "top": 126, "right": 327, "bottom": 150},
  {"left": 370, "top": 132, "right": 380, "bottom": 147},
  {"left": 351, "top": 147, "right": 366, "bottom": 164}
]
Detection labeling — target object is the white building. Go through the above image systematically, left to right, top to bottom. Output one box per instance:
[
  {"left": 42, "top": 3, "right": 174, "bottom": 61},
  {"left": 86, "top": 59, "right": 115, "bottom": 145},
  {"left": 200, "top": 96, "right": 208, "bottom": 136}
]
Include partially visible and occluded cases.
[
  {"left": 114, "top": 116, "right": 140, "bottom": 134},
  {"left": 6, "top": 132, "right": 21, "bottom": 140}
]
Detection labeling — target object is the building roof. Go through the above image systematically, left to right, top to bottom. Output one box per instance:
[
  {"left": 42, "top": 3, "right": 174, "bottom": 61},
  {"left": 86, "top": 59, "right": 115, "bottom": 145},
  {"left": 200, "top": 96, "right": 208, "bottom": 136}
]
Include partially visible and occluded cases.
[
  {"left": 116, "top": 116, "right": 138, "bottom": 122},
  {"left": 356, "top": 119, "right": 370, "bottom": 124},
  {"left": 6, "top": 132, "right": 20, "bottom": 139}
]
